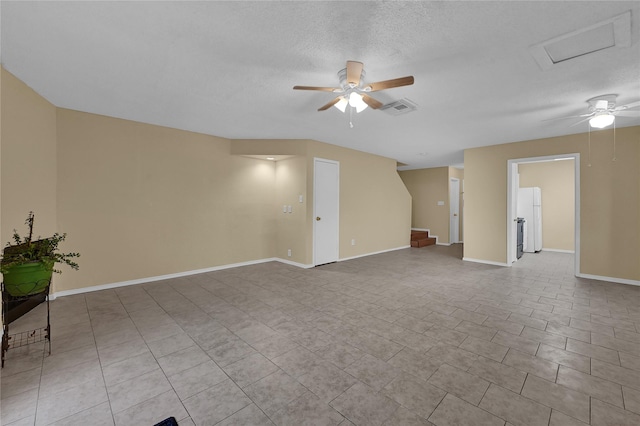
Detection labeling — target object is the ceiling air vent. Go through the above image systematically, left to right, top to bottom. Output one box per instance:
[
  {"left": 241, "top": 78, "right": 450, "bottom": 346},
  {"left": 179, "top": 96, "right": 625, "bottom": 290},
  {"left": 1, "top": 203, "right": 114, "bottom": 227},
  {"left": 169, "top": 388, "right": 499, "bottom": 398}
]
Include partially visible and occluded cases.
[
  {"left": 529, "top": 11, "right": 631, "bottom": 70},
  {"left": 381, "top": 98, "right": 418, "bottom": 116}
]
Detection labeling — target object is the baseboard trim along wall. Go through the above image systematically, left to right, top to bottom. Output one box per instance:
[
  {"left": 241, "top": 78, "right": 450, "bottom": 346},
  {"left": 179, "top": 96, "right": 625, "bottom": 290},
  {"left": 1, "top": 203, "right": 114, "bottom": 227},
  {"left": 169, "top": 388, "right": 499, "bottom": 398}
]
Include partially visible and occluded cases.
[
  {"left": 339, "top": 245, "right": 410, "bottom": 263},
  {"left": 51, "top": 247, "right": 408, "bottom": 299},
  {"left": 543, "top": 248, "right": 575, "bottom": 254},
  {"left": 52, "top": 257, "right": 285, "bottom": 299},
  {"left": 462, "top": 257, "right": 510, "bottom": 267},
  {"left": 577, "top": 273, "right": 640, "bottom": 287}
]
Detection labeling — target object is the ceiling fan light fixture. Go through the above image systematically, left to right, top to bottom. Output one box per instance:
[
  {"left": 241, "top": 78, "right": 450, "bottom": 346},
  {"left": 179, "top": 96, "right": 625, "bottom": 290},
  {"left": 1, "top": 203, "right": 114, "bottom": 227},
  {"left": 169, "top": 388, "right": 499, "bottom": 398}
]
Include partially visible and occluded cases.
[
  {"left": 348, "top": 92, "right": 368, "bottom": 113},
  {"left": 334, "top": 97, "right": 348, "bottom": 113},
  {"left": 589, "top": 113, "right": 615, "bottom": 128}
]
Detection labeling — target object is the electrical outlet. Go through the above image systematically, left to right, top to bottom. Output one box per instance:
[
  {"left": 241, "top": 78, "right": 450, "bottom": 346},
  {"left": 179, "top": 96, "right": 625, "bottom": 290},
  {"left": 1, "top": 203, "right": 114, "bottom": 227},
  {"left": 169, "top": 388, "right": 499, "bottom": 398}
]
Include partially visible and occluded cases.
[
  {"left": 351, "top": 239, "right": 356, "bottom": 246},
  {"left": 287, "top": 249, "right": 292, "bottom": 257}
]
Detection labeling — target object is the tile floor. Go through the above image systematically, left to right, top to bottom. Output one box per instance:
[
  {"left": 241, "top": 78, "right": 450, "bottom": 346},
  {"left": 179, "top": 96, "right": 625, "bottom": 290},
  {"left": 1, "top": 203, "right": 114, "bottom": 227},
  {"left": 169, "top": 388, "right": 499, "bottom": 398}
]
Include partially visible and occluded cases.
[{"left": 2, "top": 245, "right": 640, "bottom": 425}]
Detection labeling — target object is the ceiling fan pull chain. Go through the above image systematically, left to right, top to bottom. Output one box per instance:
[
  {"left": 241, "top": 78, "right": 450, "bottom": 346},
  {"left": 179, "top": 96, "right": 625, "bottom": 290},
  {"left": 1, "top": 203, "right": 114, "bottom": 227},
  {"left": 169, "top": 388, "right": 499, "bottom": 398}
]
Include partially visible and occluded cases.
[{"left": 349, "top": 106, "right": 354, "bottom": 128}]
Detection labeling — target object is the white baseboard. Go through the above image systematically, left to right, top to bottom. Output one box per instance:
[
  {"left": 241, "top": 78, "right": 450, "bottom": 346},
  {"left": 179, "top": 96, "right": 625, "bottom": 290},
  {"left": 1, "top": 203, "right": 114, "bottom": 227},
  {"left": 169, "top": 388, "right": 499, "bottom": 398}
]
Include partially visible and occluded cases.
[
  {"left": 436, "top": 242, "right": 451, "bottom": 246},
  {"left": 339, "top": 245, "right": 410, "bottom": 262},
  {"left": 52, "top": 247, "right": 410, "bottom": 299},
  {"left": 543, "top": 248, "right": 575, "bottom": 254},
  {"left": 53, "top": 257, "right": 282, "bottom": 299},
  {"left": 462, "top": 257, "right": 509, "bottom": 267},
  {"left": 275, "top": 258, "right": 314, "bottom": 269},
  {"left": 576, "top": 273, "right": 640, "bottom": 287}
]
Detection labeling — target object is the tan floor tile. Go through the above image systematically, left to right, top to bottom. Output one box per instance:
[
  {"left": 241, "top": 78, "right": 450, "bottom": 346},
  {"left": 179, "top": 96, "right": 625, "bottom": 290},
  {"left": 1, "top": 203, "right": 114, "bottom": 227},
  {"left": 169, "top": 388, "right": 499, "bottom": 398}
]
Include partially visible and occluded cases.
[
  {"left": 451, "top": 309, "right": 489, "bottom": 325},
  {"left": 508, "top": 313, "right": 547, "bottom": 330},
  {"left": 482, "top": 316, "right": 524, "bottom": 335},
  {"left": 568, "top": 318, "right": 615, "bottom": 336},
  {"left": 455, "top": 321, "right": 497, "bottom": 341},
  {"left": 545, "top": 323, "right": 590, "bottom": 342},
  {"left": 424, "top": 326, "right": 469, "bottom": 346},
  {"left": 520, "top": 327, "right": 566, "bottom": 349},
  {"left": 491, "top": 331, "right": 539, "bottom": 355},
  {"left": 592, "top": 332, "right": 640, "bottom": 356},
  {"left": 251, "top": 334, "right": 299, "bottom": 360},
  {"left": 459, "top": 336, "right": 508, "bottom": 362},
  {"left": 207, "top": 338, "right": 256, "bottom": 367},
  {"left": 566, "top": 338, "right": 620, "bottom": 365},
  {"left": 425, "top": 342, "right": 479, "bottom": 371},
  {"left": 536, "top": 344, "right": 590, "bottom": 374},
  {"left": 387, "top": 347, "right": 441, "bottom": 382},
  {"left": 503, "top": 349, "right": 558, "bottom": 382},
  {"left": 620, "top": 351, "right": 640, "bottom": 371},
  {"left": 222, "top": 352, "right": 279, "bottom": 388},
  {"left": 344, "top": 353, "right": 400, "bottom": 390},
  {"left": 468, "top": 356, "right": 527, "bottom": 393},
  {"left": 591, "top": 359, "right": 640, "bottom": 391},
  {"left": 168, "top": 360, "right": 228, "bottom": 400},
  {"left": 427, "top": 363, "right": 490, "bottom": 405},
  {"left": 557, "top": 365, "right": 623, "bottom": 407},
  {"left": 1, "top": 367, "right": 42, "bottom": 400},
  {"left": 107, "top": 369, "right": 171, "bottom": 414},
  {"left": 244, "top": 370, "right": 307, "bottom": 416},
  {"left": 521, "top": 374, "right": 590, "bottom": 423},
  {"left": 383, "top": 375, "right": 446, "bottom": 419},
  {"left": 182, "top": 378, "right": 252, "bottom": 425},
  {"left": 35, "top": 380, "right": 108, "bottom": 426},
  {"left": 330, "top": 382, "right": 399, "bottom": 426},
  {"left": 479, "top": 383, "right": 550, "bottom": 426},
  {"left": 623, "top": 386, "right": 640, "bottom": 415},
  {"left": 1, "top": 389, "right": 39, "bottom": 425},
  {"left": 113, "top": 390, "right": 188, "bottom": 426},
  {"left": 271, "top": 391, "right": 344, "bottom": 426},
  {"left": 428, "top": 393, "right": 504, "bottom": 426},
  {"left": 591, "top": 398, "right": 640, "bottom": 426},
  {"left": 49, "top": 402, "right": 114, "bottom": 426},
  {"left": 216, "top": 403, "right": 275, "bottom": 426},
  {"left": 383, "top": 406, "right": 434, "bottom": 425},
  {"left": 549, "top": 409, "right": 589, "bottom": 426}
]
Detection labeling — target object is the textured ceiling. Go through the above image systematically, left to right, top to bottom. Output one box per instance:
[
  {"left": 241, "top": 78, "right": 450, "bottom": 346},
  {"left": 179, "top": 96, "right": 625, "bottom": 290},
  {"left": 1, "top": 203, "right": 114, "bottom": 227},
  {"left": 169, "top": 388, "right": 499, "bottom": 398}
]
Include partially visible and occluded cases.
[{"left": 2, "top": 1, "right": 639, "bottom": 169}]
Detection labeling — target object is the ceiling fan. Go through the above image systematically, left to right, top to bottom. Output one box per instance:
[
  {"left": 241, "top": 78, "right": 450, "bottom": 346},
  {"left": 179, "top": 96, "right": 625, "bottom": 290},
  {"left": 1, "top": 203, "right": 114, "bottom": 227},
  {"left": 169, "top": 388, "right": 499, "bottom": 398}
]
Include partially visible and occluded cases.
[
  {"left": 293, "top": 60, "right": 414, "bottom": 113},
  {"left": 546, "top": 94, "right": 640, "bottom": 128}
]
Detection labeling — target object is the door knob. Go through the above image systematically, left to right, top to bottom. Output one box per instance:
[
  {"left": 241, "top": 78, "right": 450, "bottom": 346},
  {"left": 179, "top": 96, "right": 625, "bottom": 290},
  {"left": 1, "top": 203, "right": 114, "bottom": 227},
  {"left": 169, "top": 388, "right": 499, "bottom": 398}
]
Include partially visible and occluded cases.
[
  {"left": 453, "top": 214, "right": 458, "bottom": 217},
  {"left": 316, "top": 217, "right": 321, "bottom": 221}
]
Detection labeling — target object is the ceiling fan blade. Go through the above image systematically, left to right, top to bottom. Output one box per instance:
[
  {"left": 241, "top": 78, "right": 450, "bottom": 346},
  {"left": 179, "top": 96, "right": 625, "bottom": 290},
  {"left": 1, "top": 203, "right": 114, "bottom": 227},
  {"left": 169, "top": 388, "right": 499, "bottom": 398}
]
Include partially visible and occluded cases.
[
  {"left": 347, "top": 61, "right": 363, "bottom": 87},
  {"left": 365, "top": 76, "right": 415, "bottom": 92},
  {"left": 293, "top": 86, "right": 340, "bottom": 92},
  {"left": 361, "top": 94, "right": 383, "bottom": 109},
  {"left": 317, "top": 97, "right": 341, "bottom": 111},
  {"left": 620, "top": 100, "right": 640, "bottom": 109},
  {"left": 615, "top": 110, "right": 640, "bottom": 117},
  {"left": 542, "top": 113, "right": 593, "bottom": 122},
  {"left": 569, "top": 117, "right": 593, "bottom": 127}
]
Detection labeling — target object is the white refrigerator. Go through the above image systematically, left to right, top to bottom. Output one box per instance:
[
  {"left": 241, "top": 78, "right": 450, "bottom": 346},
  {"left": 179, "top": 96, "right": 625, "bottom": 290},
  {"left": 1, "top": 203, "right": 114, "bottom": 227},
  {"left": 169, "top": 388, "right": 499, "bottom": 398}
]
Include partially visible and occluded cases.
[{"left": 517, "top": 187, "right": 542, "bottom": 253}]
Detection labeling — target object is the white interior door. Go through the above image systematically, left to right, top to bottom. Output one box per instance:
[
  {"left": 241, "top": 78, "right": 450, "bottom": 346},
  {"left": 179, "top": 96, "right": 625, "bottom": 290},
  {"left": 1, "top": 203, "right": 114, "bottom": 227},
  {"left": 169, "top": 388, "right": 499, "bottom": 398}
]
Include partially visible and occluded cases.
[
  {"left": 313, "top": 158, "right": 339, "bottom": 265},
  {"left": 508, "top": 163, "right": 520, "bottom": 263},
  {"left": 450, "top": 178, "right": 460, "bottom": 243}
]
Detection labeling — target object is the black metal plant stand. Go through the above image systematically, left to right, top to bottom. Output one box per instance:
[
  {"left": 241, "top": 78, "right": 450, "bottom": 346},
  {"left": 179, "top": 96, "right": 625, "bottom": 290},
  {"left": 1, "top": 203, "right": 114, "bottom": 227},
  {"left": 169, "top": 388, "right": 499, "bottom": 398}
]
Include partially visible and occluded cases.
[{"left": 1, "top": 281, "right": 51, "bottom": 368}]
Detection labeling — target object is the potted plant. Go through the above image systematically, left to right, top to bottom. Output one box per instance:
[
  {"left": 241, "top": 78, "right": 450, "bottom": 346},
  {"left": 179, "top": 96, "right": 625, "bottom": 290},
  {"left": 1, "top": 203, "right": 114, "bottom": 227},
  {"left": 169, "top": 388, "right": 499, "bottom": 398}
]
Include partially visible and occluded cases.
[{"left": 1, "top": 212, "right": 79, "bottom": 297}]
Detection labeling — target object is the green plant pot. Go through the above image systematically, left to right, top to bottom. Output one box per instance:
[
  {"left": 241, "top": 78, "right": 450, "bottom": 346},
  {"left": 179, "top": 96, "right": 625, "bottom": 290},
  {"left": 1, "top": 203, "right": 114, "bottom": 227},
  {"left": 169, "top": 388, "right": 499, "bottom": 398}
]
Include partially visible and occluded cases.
[{"left": 2, "top": 262, "right": 53, "bottom": 297}]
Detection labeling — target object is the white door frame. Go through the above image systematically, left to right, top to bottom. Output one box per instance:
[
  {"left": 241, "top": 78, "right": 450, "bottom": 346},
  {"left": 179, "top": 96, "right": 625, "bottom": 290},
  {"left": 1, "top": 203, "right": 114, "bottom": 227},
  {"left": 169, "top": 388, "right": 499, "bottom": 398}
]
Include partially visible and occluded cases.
[
  {"left": 506, "top": 153, "right": 580, "bottom": 276},
  {"left": 313, "top": 157, "right": 340, "bottom": 266},
  {"left": 450, "top": 178, "right": 460, "bottom": 244}
]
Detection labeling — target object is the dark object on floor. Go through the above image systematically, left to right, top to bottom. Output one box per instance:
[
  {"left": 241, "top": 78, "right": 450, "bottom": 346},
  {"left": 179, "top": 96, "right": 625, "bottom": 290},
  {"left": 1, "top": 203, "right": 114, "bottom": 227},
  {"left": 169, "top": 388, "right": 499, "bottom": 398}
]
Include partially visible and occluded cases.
[{"left": 154, "top": 417, "right": 178, "bottom": 426}]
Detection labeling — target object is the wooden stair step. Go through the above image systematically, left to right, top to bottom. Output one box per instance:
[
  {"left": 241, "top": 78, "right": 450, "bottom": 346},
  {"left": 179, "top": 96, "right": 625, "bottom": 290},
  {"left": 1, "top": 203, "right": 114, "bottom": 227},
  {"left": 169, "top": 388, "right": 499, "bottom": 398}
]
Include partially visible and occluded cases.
[
  {"left": 410, "top": 231, "right": 429, "bottom": 240},
  {"left": 411, "top": 238, "right": 436, "bottom": 248}
]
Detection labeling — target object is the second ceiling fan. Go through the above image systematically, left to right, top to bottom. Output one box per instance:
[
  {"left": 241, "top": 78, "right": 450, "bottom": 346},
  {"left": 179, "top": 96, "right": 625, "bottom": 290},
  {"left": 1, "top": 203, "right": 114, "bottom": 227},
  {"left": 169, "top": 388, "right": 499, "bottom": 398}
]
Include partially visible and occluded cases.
[{"left": 293, "top": 60, "right": 414, "bottom": 112}]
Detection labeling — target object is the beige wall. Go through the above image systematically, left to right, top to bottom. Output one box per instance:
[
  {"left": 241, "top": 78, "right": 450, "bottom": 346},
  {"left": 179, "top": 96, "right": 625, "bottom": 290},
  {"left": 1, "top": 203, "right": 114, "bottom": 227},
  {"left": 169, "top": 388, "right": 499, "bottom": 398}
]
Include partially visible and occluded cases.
[
  {"left": 1, "top": 69, "right": 58, "bottom": 247},
  {"left": 2, "top": 69, "right": 412, "bottom": 291},
  {"left": 56, "top": 109, "right": 278, "bottom": 291},
  {"left": 464, "top": 127, "right": 640, "bottom": 281},
  {"left": 307, "top": 140, "right": 412, "bottom": 261},
  {"left": 275, "top": 156, "right": 308, "bottom": 263},
  {"left": 519, "top": 160, "right": 574, "bottom": 251},
  {"left": 399, "top": 167, "right": 450, "bottom": 243}
]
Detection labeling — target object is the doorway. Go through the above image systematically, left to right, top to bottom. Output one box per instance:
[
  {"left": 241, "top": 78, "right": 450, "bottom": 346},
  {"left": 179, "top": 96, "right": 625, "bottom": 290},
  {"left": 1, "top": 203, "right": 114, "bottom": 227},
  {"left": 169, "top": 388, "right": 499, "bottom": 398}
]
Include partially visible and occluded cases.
[
  {"left": 506, "top": 154, "right": 580, "bottom": 276},
  {"left": 313, "top": 158, "right": 340, "bottom": 266},
  {"left": 450, "top": 178, "right": 460, "bottom": 244}
]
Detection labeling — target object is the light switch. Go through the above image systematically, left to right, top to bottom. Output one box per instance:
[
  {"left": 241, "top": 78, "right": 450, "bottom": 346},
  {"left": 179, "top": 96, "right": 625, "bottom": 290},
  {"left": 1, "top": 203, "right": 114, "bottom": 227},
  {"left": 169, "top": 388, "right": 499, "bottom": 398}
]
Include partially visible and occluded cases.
[
  {"left": 299, "top": 195, "right": 303, "bottom": 203},
  {"left": 437, "top": 201, "right": 445, "bottom": 206},
  {"left": 283, "top": 205, "right": 287, "bottom": 213},
  {"left": 288, "top": 205, "right": 292, "bottom": 213}
]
